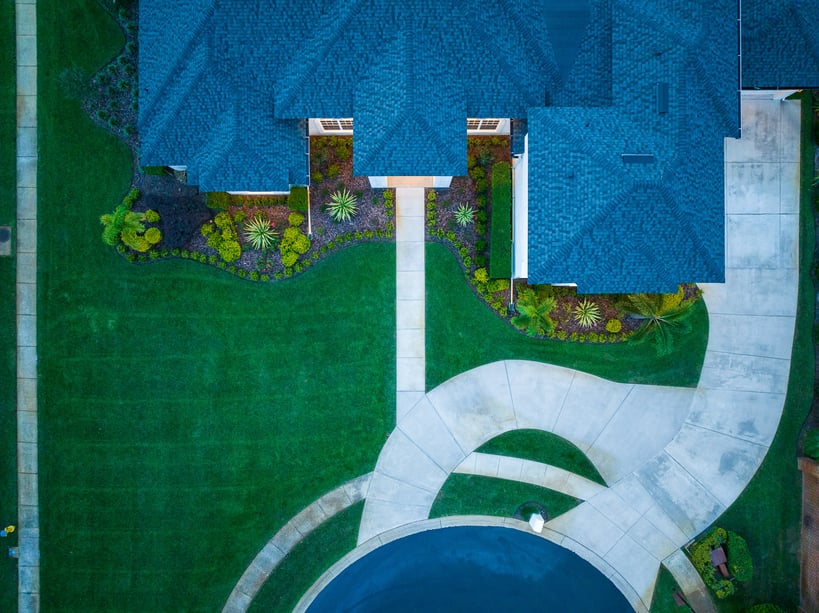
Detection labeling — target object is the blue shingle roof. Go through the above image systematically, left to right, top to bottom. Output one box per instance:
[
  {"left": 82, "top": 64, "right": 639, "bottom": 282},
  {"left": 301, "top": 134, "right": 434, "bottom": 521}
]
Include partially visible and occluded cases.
[
  {"left": 139, "top": 0, "right": 602, "bottom": 184},
  {"left": 526, "top": 0, "right": 737, "bottom": 293},
  {"left": 742, "top": 0, "right": 819, "bottom": 89}
]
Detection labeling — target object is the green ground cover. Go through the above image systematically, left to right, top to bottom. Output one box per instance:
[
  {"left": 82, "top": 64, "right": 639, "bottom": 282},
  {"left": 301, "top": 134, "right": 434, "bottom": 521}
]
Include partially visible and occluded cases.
[
  {"left": 0, "top": 2, "right": 16, "bottom": 611},
  {"left": 38, "top": 2, "right": 394, "bottom": 610},
  {"left": 705, "top": 91, "right": 815, "bottom": 612},
  {"left": 426, "top": 241, "right": 709, "bottom": 390},
  {"left": 477, "top": 429, "right": 606, "bottom": 485},
  {"left": 429, "top": 474, "right": 579, "bottom": 520},
  {"left": 249, "top": 501, "right": 363, "bottom": 613},
  {"left": 649, "top": 566, "right": 686, "bottom": 612}
]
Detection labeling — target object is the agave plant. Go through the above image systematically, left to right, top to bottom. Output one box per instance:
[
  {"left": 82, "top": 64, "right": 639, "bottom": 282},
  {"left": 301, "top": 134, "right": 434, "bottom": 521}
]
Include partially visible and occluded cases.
[
  {"left": 327, "top": 189, "right": 358, "bottom": 222},
  {"left": 453, "top": 204, "right": 475, "bottom": 227},
  {"left": 243, "top": 215, "right": 278, "bottom": 250},
  {"left": 511, "top": 288, "right": 557, "bottom": 337},
  {"left": 618, "top": 288, "right": 696, "bottom": 355},
  {"left": 573, "top": 298, "right": 601, "bottom": 328}
]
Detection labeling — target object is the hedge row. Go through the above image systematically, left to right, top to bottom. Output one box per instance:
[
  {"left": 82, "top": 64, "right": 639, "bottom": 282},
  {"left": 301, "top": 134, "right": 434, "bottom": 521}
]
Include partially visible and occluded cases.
[{"left": 489, "top": 161, "right": 512, "bottom": 279}]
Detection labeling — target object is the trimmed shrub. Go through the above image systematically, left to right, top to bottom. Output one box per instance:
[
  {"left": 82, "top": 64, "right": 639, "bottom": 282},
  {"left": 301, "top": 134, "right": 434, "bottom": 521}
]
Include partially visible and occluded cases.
[
  {"left": 489, "top": 162, "right": 512, "bottom": 278},
  {"left": 287, "top": 186, "right": 309, "bottom": 212},
  {"left": 206, "top": 192, "right": 230, "bottom": 209},
  {"left": 144, "top": 209, "right": 160, "bottom": 223},
  {"left": 288, "top": 212, "right": 305, "bottom": 227},
  {"left": 144, "top": 227, "right": 162, "bottom": 245},
  {"left": 217, "top": 240, "right": 241, "bottom": 263},
  {"left": 281, "top": 251, "right": 298, "bottom": 267},
  {"left": 473, "top": 268, "right": 489, "bottom": 284},
  {"left": 605, "top": 318, "right": 622, "bottom": 333},
  {"left": 804, "top": 429, "right": 819, "bottom": 460}
]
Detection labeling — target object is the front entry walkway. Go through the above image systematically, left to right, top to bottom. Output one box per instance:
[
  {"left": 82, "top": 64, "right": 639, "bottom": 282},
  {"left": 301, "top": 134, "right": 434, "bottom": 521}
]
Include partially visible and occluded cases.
[{"left": 358, "top": 93, "right": 801, "bottom": 611}]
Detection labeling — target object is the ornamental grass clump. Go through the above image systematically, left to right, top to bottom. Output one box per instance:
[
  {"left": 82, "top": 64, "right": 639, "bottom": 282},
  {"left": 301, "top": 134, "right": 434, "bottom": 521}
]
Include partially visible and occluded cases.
[
  {"left": 328, "top": 189, "right": 358, "bottom": 221},
  {"left": 454, "top": 204, "right": 475, "bottom": 227},
  {"left": 243, "top": 215, "right": 278, "bottom": 250},
  {"left": 573, "top": 298, "right": 601, "bottom": 328}
]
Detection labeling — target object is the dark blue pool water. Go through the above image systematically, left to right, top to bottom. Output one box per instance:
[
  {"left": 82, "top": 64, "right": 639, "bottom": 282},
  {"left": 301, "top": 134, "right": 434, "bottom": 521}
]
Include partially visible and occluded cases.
[{"left": 306, "top": 526, "right": 633, "bottom": 612}]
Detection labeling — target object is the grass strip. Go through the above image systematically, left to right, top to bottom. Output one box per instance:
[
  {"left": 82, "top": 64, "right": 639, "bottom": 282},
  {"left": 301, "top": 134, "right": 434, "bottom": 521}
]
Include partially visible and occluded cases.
[
  {"left": 0, "top": 1, "right": 17, "bottom": 611},
  {"left": 708, "top": 91, "right": 815, "bottom": 612},
  {"left": 489, "top": 161, "right": 512, "bottom": 278},
  {"left": 426, "top": 241, "right": 709, "bottom": 389},
  {"left": 477, "top": 429, "right": 606, "bottom": 485},
  {"left": 429, "top": 474, "right": 580, "bottom": 520},
  {"left": 249, "top": 501, "right": 364, "bottom": 613},
  {"left": 649, "top": 566, "right": 685, "bottom": 613}
]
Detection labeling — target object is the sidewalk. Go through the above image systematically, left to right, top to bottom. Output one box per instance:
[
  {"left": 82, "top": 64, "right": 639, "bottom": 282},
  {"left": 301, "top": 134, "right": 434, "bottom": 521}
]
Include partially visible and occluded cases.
[{"left": 15, "top": 1, "right": 40, "bottom": 612}]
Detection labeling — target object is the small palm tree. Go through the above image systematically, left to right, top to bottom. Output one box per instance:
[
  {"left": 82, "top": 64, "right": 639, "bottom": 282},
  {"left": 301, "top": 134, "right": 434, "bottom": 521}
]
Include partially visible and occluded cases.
[
  {"left": 327, "top": 189, "right": 358, "bottom": 222},
  {"left": 100, "top": 204, "right": 145, "bottom": 246},
  {"left": 454, "top": 204, "right": 475, "bottom": 227},
  {"left": 243, "top": 215, "right": 278, "bottom": 250},
  {"left": 619, "top": 287, "right": 696, "bottom": 355},
  {"left": 511, "top": 288, "right": 557, "bottom": 337},
  {"left": 573, "top": 298, "right": 601, "bottom": 328}
]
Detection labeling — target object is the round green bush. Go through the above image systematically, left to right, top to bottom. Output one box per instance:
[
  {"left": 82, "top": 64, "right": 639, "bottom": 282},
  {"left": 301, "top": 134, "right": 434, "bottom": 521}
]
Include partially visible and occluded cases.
[
  {"left": 144, "top": 209, "right": 160, "bottom": 223},
  {"left": 288, "top": 212, "right": 305, "bottom": 227},
  {"left": 144, "top": 227, "right": 162, "bottom": 244},
  {"left": 218, "top": 240, "right": 241, "bottom": 263},
  {"left": 281, "top": 251, "right": 298, "bottom": 267},
  {"left": 605, "top": 318, "right": 622, "bottom": 333}
]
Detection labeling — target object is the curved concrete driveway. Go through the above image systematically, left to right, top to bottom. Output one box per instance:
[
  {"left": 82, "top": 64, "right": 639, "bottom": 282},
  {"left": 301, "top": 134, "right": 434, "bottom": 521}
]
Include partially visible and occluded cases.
[{"left": 359, "top": 94, "right": 801, "bottom": 611}]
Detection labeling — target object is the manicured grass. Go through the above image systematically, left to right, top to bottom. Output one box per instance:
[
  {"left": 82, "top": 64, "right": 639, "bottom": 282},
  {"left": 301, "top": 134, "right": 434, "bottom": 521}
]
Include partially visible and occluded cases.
[
  {"left": 0, "top": 2, "right": 16, "bottom": 611},
  {"left": 38, "top": 2, "right": 394, "bottom": 610},
  {"left": 708, "top": 92, "right": 815, "bottom": 612},
  {"left": 426, "top": 241, "right": 709, "bottom": 390},
  {"left": 477, "top": 429, "right": 606, "bottom": 485},
  {"left": 429, "top": 474, "right": 580, "bottom": 520},
  {"left": 249, "top": 501, "right": 364, "bottom": 613},
  {"left": 649, "top": 566, "right": 686, "bottom": 613}
]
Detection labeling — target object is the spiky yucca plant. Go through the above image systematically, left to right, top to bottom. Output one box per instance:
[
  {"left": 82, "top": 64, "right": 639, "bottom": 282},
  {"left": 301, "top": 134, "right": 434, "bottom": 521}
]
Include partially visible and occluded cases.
[
  {"left": 328, "top": 189, "right": 358, "bottom": 222},
  {"left": 454, "top": 204, "right": 475, "bottom": 227},
  {"left": 243, "top": 215, "right": 278, "bottom": 250},
  {"left": 511, "top": 288, "right": 556, "bottom": 337},
  {"left": 573, "top": 298, "right": 601, "bottom": 328}
]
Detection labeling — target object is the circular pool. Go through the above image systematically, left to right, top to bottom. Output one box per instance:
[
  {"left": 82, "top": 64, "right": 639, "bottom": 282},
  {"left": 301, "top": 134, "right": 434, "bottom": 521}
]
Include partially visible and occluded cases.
[{"left": 305, "top": 526, "right": 632, "bottom": 612}]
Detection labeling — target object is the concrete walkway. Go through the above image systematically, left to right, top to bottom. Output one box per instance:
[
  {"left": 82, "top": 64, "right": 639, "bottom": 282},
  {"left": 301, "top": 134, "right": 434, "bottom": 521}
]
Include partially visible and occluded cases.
[
  {"left": 15, "top": 1, "right": 40, "bottom": 612},
  {"left": 357, "top": 93, "right": 801, "bottom": 611},
  {"left": 395, "top": 187, "right": 426, "bottom": 421},
  {"left": 222, "top": 474, "right": 370, "bottom": 612}
]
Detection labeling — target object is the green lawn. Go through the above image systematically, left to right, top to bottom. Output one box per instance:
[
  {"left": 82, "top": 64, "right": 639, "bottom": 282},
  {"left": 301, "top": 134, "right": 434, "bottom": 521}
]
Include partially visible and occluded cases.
[
  {"left": 0, "top": 1, "right": 16, "bottom": 611},
  {"left": 38, "top": 2, "right": 394, "bottom": 610},
  {"left": 705, "top": 91, "right": 815, "bottom": 612},
  {"left": 426, "top": 241, "right": 709, "bottom": 390},
  {"left": 477, "top": 429, "right": 606, "bottom": 485},
  {"left": 429, "top": 474, "right": 580, "bottom": 520},
  {"left": 249, "top": 501, "right": 364, "bottom": 613},
  {"left": 649, "top": 567, "right": 686, "bottom": 612}
]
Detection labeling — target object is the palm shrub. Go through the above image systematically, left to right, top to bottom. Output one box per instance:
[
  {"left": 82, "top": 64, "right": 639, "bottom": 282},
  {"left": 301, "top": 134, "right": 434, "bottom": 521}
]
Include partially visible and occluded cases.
[
  {"left": 328, "top": 189, "right": 358, "bottom": 221},
  {"left": 454, "top": 204, "right": 475, "bottom": 227},
  {"left": 101, "top": 205, "right": 145, "bottom": 246},
  {"left": 243, "top": 215, "right": 278, "bottom": 250},
  {"left": 618, "top": 286, "right": 697, "bottom": 355},
  {"left": 511, "top": 287, "right": 557, "bottom": 337},
  {"left": 573, "top": 298, "right": 601, "bottom": 328}
]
